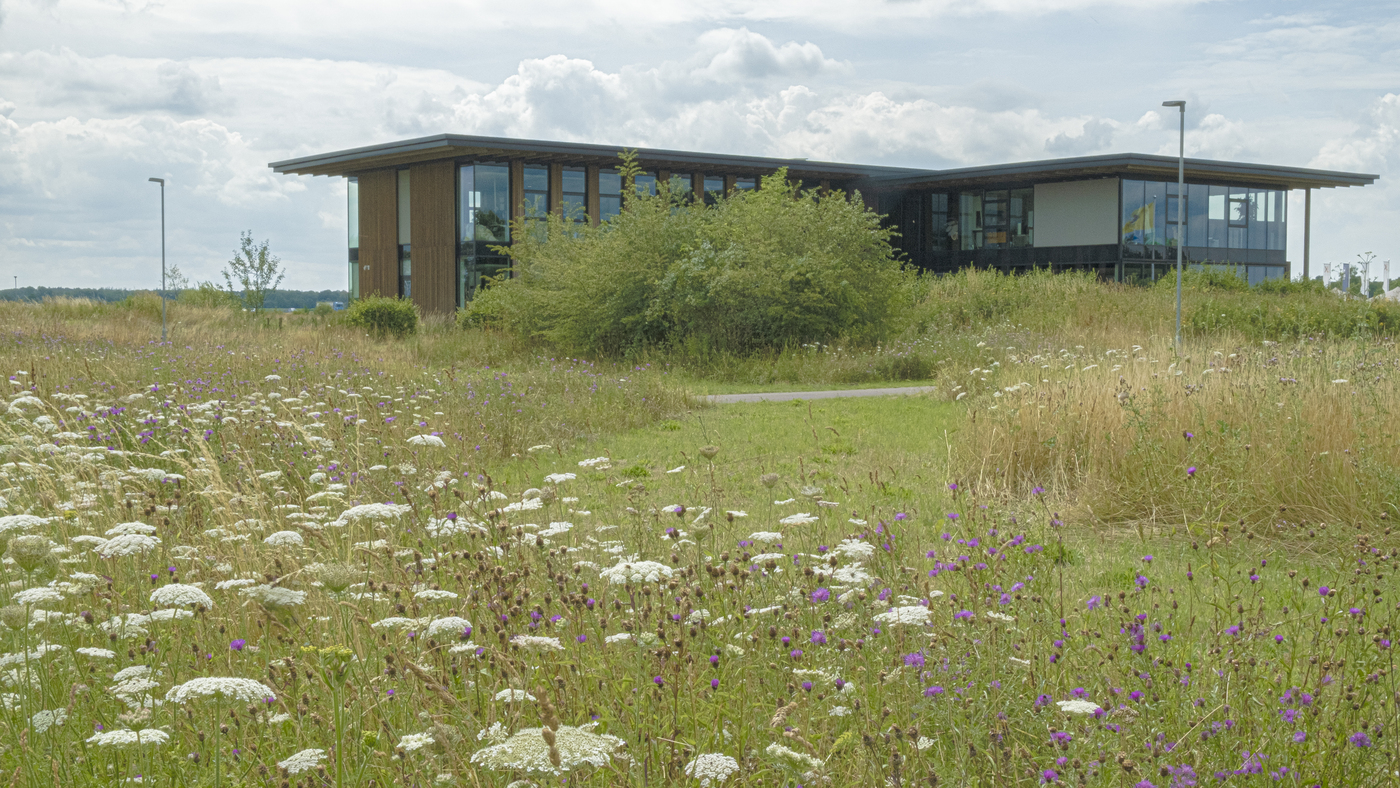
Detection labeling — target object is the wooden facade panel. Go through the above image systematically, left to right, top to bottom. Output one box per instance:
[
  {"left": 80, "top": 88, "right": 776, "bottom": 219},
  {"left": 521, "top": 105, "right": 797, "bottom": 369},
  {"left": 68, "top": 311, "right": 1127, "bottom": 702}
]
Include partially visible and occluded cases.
[
  {"left": 410, "top": 160, "right": 457, "bottom": 315},
  {"left": 549, "top": 164, "right": 563, "bottom": 218},
  {"left": 586, "top": 166, "right": 600, "bottom": 226},
  {"left": 357, "top": 168, "right": 398, "bottom": 298}
]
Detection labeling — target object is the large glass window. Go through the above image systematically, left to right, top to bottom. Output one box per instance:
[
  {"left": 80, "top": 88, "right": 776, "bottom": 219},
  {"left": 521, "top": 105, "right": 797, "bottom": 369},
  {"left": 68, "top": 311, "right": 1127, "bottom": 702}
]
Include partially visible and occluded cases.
[
  {"left": 457, "top": 163, "right": 511, "bottom": 307},
  {"left": 460, "top": 164, "right": 510, "bottom": 244},
  {"left": 522, "top": 166, "right": 549, "bottom": 219},
  {"left": 562, "top": 167, "right": 587, "bottom": 221},
  {"left": 599, "top": 169, "right": 622, "bottom": 221},
  {"left": 634, "top": 172, "right": 657, "bottom": 197},
  {"left": 668, "top": 172, "right": 693, "bottom": 201},
  {"left": 702, "top": 175, "right": 724, "bottom": 206},
  {"left": 347, "top": 176, "right": 359, "bottom": 300},
  {"left": 734, "top": 176, "right": 756, "bottom": 191},
  {"left": 1121, "top": 179, "right": 1147, "bottom": 245},
  {"left": 1143, "top": 181, "right": 1166, "bottom": 247},
  {"left": 1166, "top": 181, "right": 1183, "bottom": 250},
  {"left": 1186, "top": 183, "right": 1208, "bottom": 247},
  {"left": 1207, "top": 185, "right": 1228, "bottom": 248},
  {"left": 1009, "top": 188, "right": 1033, "bottom": 247},
  {"left": 1228, "top": 188, "right": 1249, "bottom": 249},
  {"left": 982, "top": 190, "right": 1007, "bottom": 248},
  {"left": 1268, "top": 191, "right": 1286, "bottom": 250},
  {"left": 959, "top": 193, "right": 982, "bottom": 251},
  {"left": 399, "top": 247, "right": 411, "bottom": 299}
]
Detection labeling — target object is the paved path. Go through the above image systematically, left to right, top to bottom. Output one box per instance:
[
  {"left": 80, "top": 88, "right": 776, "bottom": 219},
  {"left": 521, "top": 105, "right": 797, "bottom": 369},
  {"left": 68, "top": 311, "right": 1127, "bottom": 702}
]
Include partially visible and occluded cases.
[{"left": 703, "top": 385, "right": 937, "bottom": 404}]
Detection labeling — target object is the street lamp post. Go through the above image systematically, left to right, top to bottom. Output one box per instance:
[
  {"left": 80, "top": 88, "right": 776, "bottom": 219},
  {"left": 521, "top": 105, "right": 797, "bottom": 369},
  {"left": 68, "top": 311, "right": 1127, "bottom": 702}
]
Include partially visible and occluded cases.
[
  {"left": 1162, "top": 100, "right": 1186, "bottom": 354},
  {"left": 148, "top": 178, "right": 166, "bottom": 343}
]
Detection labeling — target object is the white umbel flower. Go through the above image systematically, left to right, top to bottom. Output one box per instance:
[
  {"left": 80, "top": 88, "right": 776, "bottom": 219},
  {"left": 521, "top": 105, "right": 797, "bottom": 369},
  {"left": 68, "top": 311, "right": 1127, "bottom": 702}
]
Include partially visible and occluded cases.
[
  {"left": 408, "top": 435, "right": 446, "bottom": 447},
  {"left": 543, "top": 472, "right": 576, "bottom": 484},
  {"left": 331, "top": 503, "right": 411, "bottom": 526},
  {"left": 778, "top": 513, "right": 818, "bottom": 526},
  {"left": 106, "top": 522, "right": 157, "bottom": 536},
  {"left": 263, "top": 531, "right": 304, "bottom": 547},
  {"left": 748, "top": 532, "right": 783, "bottom": 544},
  {"left": 95, "top": 533, "right": 161, "bottom": 558},
  {"left": 833, "top": 539, "right": 875, "bottom": 560},
  {"left": 599, "top": 560, "right": 673, "bottom": 585},
  {"left": 150, "top": 583, "right": 213, "bottom": 609},
  {"left": 241, "top": 585, "right": 306, "bottom": 608},
  {"left": 14, "top": 587, "right": 63, "bottom": 605},
  {"left": 414, "top": 589, "right": 458, "bottom": 601},
  {"left": 873, "top": 606, "right": 931, "bottom": 626},
  {"left": 985, "top": 611, "right": 1015, "bottom": 622},
  {"left": 425, "top": 617, "right": 473, "bottom": 639},
  {"left": 510, "top": 635, "right": 564, "bottom": 651},
  {"left": 76, "top": 647, "right": 116, "bottom": 659},
  {"left": 165, "top": 676, "right": 276, "bottom": 704},
  {"left": 493, "top": 689, "right": 536, "bottom": 703},
  {"left": 1056, "top": 699, "right": 1101, "bottom": 715},
  {"left": 30, "top": 708, "right": 66, "bottom": 733},
  {"left": 470, "top": 723, "right": 625, "bottom": 775},
  {"left": 86, "top": 728, "right": 169, "bottom": 747},
  {"left": 399, "top": 732, "right": 436, "bottom": 752},
  {"left": 765, "top": 742, "right": 823, "bottom": 771},
  {"left": 277, "top": 748, "right": 326, "bottom": 775},
  {"left": 685, "top": 753, "right": 740, "bottom": 786}
]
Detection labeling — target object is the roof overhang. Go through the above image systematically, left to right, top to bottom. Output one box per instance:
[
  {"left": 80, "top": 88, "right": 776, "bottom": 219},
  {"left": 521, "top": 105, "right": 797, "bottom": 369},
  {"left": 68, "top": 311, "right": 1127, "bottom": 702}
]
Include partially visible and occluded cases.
[
  {"left": 268, "top": 133, "right": 926, "bottom": 181},
  {"left": 865, "top": 153, "right": 1376, "bottom": 191}
]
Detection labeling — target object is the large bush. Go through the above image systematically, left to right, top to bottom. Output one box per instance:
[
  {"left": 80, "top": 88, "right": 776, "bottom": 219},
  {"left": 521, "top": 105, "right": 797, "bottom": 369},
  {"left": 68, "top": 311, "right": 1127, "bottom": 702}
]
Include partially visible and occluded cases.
[
  {"left": 465, "top": 169, "right": 906, "bottom": 355},
  {"left": 345, "top": 295, "right": 419, "bottom": 338}
]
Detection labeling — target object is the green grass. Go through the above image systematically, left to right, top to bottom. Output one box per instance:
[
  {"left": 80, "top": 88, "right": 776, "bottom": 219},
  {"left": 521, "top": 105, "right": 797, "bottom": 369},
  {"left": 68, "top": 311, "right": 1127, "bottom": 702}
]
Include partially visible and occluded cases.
[{"left": 679, "top": 378, "right": 938, "bottom": 396}]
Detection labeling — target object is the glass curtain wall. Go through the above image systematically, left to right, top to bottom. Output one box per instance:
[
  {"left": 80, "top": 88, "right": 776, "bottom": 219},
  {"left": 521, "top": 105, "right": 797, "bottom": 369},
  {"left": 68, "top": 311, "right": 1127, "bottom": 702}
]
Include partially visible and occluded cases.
[
  {"left": 457, "top": 163, "right": 511, "bottom": 307},
  {"left": 523, "top": 166, "right": 549, "bottom": 239},
  {"left": 562, "top": 167, "right": 587, "bottom": 221},
  {"left": 599, "top": 169, "right": 622, "bottom": 221},
  {"left": 397, "top": 170, "right": 411, "bottom": 298},
  {"left": 668, "top": 173, "right": 693, "bottom": 201},
  {"left": 702, "top": 175, "right": 724, "bottom": 206},
  {"left": 347, "top": 176, "right": 359, "bottom": 300},
  {"left": 1121, "top": 178, "right": 1286, "bottom": 285}
]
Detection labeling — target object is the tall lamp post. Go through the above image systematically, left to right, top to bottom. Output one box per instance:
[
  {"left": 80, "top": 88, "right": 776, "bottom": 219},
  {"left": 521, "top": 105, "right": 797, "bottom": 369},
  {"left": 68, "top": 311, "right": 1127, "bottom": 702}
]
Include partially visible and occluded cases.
[
  {"left": 1162, "top": 100, "right": 1186, "bottom": 353},
  {"left": 148, "top": 177, "right": 166, "bottom": 343}
]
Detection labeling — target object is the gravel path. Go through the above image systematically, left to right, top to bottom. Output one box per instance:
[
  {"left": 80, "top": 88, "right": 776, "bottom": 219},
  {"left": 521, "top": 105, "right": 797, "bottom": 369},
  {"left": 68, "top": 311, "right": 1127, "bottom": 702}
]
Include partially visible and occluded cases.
[{"left": 702, "top": 385, "right": 938, "bottom": 404}]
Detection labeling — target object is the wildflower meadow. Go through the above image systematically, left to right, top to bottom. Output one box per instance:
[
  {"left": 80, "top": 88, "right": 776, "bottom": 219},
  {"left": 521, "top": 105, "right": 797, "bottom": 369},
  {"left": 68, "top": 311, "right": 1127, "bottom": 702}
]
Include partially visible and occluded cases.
[{"left": 0, "top": 291, "right": 1396, "bottom": 788}]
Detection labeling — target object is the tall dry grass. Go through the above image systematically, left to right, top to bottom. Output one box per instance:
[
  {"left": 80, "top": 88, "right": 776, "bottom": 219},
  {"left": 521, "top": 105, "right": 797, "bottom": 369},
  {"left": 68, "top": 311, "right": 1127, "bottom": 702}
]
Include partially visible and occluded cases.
[{"left": 955, "top": 333, "right": 1400, "bottom": 528}]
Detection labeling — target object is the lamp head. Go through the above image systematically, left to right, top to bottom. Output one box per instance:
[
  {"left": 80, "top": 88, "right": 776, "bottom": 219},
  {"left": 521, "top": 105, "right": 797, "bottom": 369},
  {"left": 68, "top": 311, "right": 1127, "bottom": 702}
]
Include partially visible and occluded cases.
[
  {"left": 1162, "top": 100, "right": 1186, "bottom": 109},
  {"left": 148, "top": 177, "right": 164, "bottom": 184}
]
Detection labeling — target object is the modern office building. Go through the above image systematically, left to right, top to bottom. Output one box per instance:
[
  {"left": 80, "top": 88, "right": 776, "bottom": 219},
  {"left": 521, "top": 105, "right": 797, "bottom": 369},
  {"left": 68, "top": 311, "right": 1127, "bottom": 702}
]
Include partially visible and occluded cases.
[{"left": 270, "top": 134, "right": 1376, "bottom": 316}]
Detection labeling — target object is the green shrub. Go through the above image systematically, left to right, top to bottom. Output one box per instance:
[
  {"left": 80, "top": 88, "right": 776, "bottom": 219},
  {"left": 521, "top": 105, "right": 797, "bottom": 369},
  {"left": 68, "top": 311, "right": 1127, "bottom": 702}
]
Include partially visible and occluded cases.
[
  {"left": 465, "top": 168, "right": 906, "bottom": 355},
  {"left": 1153, "top": 267, "right": 1249, "bottom": 292},
  {"left": 177, "top": 282, "right": 241, "bottom": 309},
  {"left": 121, "top": 290, "right": 164, "bottom": 320},
  {"left": 1186, "top": 291, "right": 1400, "bottom": 339},
  {"left": 345, "top": 296, "right": 419, "bottom": 338},
  {"left": 314, "top": 302, "right": 335, "bottom": 316}
]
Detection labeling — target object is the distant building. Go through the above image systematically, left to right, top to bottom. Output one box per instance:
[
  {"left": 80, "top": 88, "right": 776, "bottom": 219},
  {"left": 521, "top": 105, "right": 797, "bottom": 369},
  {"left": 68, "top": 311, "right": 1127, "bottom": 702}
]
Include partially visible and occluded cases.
[{"left": 270, "top": 134, "right": 1376, "bottom": 316}]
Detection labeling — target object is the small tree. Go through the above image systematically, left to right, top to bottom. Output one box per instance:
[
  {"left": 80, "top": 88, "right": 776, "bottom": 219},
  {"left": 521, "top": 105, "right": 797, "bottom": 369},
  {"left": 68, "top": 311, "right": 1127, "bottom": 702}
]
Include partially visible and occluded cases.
[{"left": 222, "top": 231, "right": 285, "bottom": 312}]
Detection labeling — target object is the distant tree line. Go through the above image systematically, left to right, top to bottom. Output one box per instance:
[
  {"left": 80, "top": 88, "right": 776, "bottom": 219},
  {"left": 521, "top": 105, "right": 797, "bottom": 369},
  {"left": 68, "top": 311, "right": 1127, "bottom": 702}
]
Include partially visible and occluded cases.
[{"left": 0, "top": 286, "right": 348, "bottom": 309}]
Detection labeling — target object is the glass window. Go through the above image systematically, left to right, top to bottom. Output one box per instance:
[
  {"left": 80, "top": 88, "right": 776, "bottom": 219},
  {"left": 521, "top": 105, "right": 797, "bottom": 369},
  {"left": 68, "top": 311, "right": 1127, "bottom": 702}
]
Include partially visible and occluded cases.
[
  {"left": 459, "top": 164, "right": 511, "bottom": 246},
  {"left": 522, "top": 166, "right": 549, "bottom": 219},
  {"left": 561, "top": 167, "right": 586, "bottom": 221},
  {"left": 599, "top": 169, "right": 622, "bottom": 221},
  {"left": 397, "top": 170, "right": 411, "bottom": 246},
  {"left": 634, "top": 172, "right": 657, "bottom": 196},
  {"left": 668, "top": 173, "right": 693, "bottom": 200},
  {"left": 702, "top": 175, "right": 724, "bottom": 206},
  {"left": 347, "top": 177, "right": 359, "bottom": 250},
  {"left": 734, "top": 177, "right": 756, "bottom": 191},
  {"left": 1121, "top": 179, "right": 1147, "bottom": 245},
  {"left": 1166, "top": 181, "right": 1183, "bottom": 249},
  {"left": 1143, "top": 182, "right": 1166, "bottom": 247},
  {"left": 1186, "top": 183, "right": 1208, "bottom": 247},
  {"left": 1207, "top": 185, "right": 1228, "bottom": 248},
  {"left": 1007, "top": 188, "right": 1032, "bottom": 248},
  {"left": 1228, "top": 188, "right": 1248, "bottom": 248},
  {"left": 982, "top": 190, "right": 1008, "bottom": 248},
  {"left": 1247, "top": 190, "right": 1268, "bottom": 249},
  {"left": 1269, "top": 190, "right": 1287, "bottom": 251},
  {"left": 959, "top": 192, "right": 982, "bottom": 251},
  {"left": 930, "top": 193, "right": 953, "bottom": 251},
  {"left": 398, "top": 246, "right": 411, "bottom": 299}
]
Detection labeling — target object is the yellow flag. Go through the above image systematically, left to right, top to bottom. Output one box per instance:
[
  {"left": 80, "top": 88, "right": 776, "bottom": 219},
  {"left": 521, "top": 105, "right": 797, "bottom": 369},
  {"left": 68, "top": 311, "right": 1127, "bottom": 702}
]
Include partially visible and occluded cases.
[{"left": 1122, "top": 201, "right": 1155, "bottom": 244}]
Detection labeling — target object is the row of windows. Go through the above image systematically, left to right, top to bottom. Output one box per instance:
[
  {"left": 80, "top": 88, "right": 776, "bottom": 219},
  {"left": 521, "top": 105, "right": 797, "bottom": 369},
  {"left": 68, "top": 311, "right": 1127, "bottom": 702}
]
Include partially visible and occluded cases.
[
  {"left": 345, "top": 167, "right": 760, "bottom": 302},
  {"left": 1122, "top": 179, "right": 1285, "bottom": 251},
  {"left": 882, "top": 189, "right": 1035, "bottom": 253},
  {"left": 1122, "top": 262, "right": 1287, "bottom": 287}
]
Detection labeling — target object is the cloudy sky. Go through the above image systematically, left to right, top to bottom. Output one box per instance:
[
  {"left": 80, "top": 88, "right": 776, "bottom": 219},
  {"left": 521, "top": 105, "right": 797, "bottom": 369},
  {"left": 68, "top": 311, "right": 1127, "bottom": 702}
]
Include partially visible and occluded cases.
[{"left": 1, "top": 0, "right": 1396, "bottom": 291}]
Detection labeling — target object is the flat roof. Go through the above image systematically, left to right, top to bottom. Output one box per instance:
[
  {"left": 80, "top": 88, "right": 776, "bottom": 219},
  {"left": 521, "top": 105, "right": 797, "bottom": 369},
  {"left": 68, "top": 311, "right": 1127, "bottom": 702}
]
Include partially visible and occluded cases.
[
  {"left": 268, "top": 133, "right": 926, "bottom": 181},
  {"left": 269, "top": 134, "right": 1377, "bottom": 191},
  {"left": 868, "top": 152, "right": 1376, "bottom": 191}
]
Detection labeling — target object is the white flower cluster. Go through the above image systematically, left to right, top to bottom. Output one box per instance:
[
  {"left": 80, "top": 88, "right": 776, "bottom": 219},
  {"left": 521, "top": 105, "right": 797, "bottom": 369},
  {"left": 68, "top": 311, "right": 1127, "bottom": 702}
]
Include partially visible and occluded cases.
[
  {"left": 407, "top": 434, "right": 446, "bottom": 447},
  {"left": 577, "top": 456, "right": 610, "bottom": 468},
  {"left": 544, "top": 472, "right": 576, "bottom": 484},
  {"left": 330, "top": 503, "right": 411, "bottom": 526},
  {"left": 778, "top": 513, "right": 818, "bottom": 526},
  {"left": 263, "top": 530, "right": 304, "bottom": 547},
  {"left": 748, "top": 532, "right": 783, "bottom": 544},
  {"left": 94, "top": 533, "right": 161, "bottom": 558},
  {"left": 834, "top": 539, "right": 875, "bottom": 560},
  {"left": 599, "top": 560, "right": 673, "bottom": 585},
  {"left": 150, "top": 583, "right": 214, "bottom": 609},
  {"left": 241, "top": 585, "right": 306, "bottom": 608},
  {"left": 14, "top": 587, "right": 62, "bottom": 605},
  {"left": 414, "top": 589, "right": 459, "bottom": 601},
  {"left": 873, "top": 606, "right": 931, "bottom": 626},
  {"left": 425, "top": 617, "right": 473, "bottom": 639},
  {"left": 510, "top": 635, "right": 564, "bottom": 652},
  {"left": 165, "top": 676, "right": 276, "bottom": 704},
  {"left": 494, "top": 689, "right": 536, "bottom": 703},
  {"left": 1056, "top": 699, "right": 1101, "bottom": 715},
  {"left": 30, "top": 708, "right": 67, "bottom": 733},
  {"left": 470, "top": 724, "right": 625, "bottom": 775},
  {"left": 86, "top": 728, "right": 169, "bottom": 747},
  {"left": 399, "top": 732, "right": 436, "bottom": 752},
  {"left": 765, "top": 742, "right": 823, "bottom": 771},
  {"left": 277, "top": 748, "right": 326, "bottom": 775},
  {"left": 685, "top": 753, "right": 740, "bottom": 785}
]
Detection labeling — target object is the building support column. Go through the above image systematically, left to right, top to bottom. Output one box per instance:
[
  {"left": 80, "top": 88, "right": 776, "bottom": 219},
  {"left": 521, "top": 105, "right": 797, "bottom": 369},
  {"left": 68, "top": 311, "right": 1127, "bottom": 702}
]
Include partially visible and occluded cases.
[
  {"left": 586, "top": 166, "right": 600, "bottom": 226},
  {"left": 1303, "top": 188, "right": 1311, "bottom": 280}
]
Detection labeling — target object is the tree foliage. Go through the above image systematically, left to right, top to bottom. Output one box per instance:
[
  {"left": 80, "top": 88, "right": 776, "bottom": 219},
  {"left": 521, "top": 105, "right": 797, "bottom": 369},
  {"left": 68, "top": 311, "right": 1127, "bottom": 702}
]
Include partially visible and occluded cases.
[
  {"left": 464, "top": 167, "right": 906, "bottom": 356},
  {"left": 222, "top": 231, "right": 285, "bottom": 312}
]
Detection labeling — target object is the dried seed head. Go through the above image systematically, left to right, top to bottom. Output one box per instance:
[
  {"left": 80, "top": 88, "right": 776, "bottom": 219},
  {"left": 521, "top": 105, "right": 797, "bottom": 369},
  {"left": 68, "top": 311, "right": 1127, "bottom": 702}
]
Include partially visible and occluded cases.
[
  {"left": 699, "top": 445, "right": 720, "bottom": 460},
  {"left": 760, "top": 473, "right": 780, "bottom": 489},
  {"left": 6, "top": 535, "right": 54, "bottom": 573},
  {"left": 316, "top": 563, "right": 360, "bottom": 594},
  {"left": 0, "top": 605, "right": 27, "bottom": 631}
]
